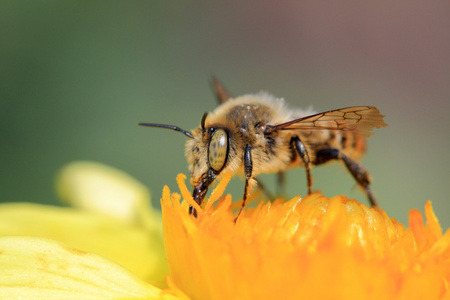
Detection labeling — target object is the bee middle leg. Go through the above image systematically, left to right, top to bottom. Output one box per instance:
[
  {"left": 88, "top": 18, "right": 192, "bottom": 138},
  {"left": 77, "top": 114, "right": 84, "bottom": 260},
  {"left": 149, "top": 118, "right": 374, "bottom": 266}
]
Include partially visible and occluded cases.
[
  {"left": 292, "top": 136, "right": 313, "bottom": 195},
  {"left": 235, "top": 144, "right": 253, "bottom": 222},
  {"left": 313, "top": 148, "right": 378, "bottom": 207},
  {"left": 276, "top": 171, "right": 286, "bottom": 196},
  {"left": 254, "top": 172, "right": 285, "bottom": 200},
  {"left": 254, "top": 178, "right": 275, "bottom": 200}
]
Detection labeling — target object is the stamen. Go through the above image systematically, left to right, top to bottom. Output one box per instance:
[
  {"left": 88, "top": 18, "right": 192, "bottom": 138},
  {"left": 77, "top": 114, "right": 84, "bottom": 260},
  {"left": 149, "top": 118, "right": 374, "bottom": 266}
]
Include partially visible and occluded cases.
[
  {"left": 205, "top": 171, "right": 231, "bottom": 212},
  {"left": 176, "top": 174, "right": 203, "bottom": 216},
  {"left": 162, "top": 186, "right": 171, "bottom": 204},
  {"left": 171, "top": 193, "right": 182, "bottom": 210},
  {"left": 424, "top": 201, "right": 442, "bottom": 238}
]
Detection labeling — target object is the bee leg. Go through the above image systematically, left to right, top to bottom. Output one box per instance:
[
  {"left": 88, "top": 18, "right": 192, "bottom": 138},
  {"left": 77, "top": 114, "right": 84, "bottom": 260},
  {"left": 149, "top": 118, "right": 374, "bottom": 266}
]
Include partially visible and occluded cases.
[
  {"left": 292, "top": 136, "right": 313, "bottom": 195},
  {"left": 235, "top": 144, "right": 253, "bottom": 222},
  {"left": 314, "top": 148, "right": 378, "bottom": 207},
  {"left": 190, "top": 171, "right": 216, "bottom": 217},
  {"left": 277, "top": 171, "right": 286, "bottom": 196},
  {"left": 254, "top": 178, "right": 275, "bottom": 200},
  {"left": 191, "top": 183, "right": 208, "bottom": 217}
]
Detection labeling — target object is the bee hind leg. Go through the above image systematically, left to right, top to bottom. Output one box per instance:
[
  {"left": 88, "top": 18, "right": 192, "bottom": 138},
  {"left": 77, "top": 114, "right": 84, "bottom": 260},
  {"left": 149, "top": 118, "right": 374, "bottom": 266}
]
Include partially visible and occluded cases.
[
  {"left": 292, "top": 136, "right": 313, "bottom": 195},
  {"left": 313, "top": 148, "right": 378, "bottom": 207},
  {"left": 277, "top": 171, "right": 286, "bottom": 197},
  {"left": 254, "top": 178, "right": 275, "bottom": 200}
]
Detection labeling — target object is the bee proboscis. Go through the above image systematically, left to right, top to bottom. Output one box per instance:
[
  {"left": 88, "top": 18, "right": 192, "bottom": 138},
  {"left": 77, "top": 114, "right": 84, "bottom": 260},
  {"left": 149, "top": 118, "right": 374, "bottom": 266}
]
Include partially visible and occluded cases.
[{"left": 140, "top": 78, "right": 388, "bottom": 220}]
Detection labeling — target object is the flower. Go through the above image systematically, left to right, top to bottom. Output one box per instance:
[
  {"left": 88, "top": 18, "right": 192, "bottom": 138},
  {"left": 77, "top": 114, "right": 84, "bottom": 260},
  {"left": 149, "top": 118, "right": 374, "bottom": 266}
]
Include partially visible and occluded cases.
[
  {"left": 0, "top": 161, "right": 170, "bottom": 299},
  {"left": 1, "top": 162, "right": 449, "bottom": 299},
  {"left": 162, "top": 173, "right": 450, "bottom": 300},
  {"left": 0, "top": 236, "right": 164, "bottom": 299}
]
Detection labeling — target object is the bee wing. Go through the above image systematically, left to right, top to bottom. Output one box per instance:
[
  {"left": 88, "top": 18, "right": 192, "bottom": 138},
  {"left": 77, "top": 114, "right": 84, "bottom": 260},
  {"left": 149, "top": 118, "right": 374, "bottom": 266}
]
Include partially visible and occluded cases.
[
  {"left": 211, "top": 76, "right": 232, "bottom": 104},
  {"left": 267, "top": 106, "right": 388, "bottom": 137}
]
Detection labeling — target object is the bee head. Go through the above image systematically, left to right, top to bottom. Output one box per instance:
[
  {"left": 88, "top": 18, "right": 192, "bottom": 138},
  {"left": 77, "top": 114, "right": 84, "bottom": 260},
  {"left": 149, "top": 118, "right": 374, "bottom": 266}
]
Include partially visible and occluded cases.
[
  {"left": 186, "top": 113, "right": 230, "bottom": 185},
  {"left": 139, "top": 114, "right": 231, "bottom": 212}
]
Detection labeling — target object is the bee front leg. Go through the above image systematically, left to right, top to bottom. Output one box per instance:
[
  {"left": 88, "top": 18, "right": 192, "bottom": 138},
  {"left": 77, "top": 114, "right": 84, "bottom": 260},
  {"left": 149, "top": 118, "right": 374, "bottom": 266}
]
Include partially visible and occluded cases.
[
  {"left": 292, "top": 136, "right": 313, "bottom": 195},
  {"left": 235, "top": 144, "right": 253, "bottom": 222},
  {"left": 314, "top": 148, "right": 378, "bottom": 207},
  {"left": 191, "top": 171, "right": 216, "bottom": 217}
]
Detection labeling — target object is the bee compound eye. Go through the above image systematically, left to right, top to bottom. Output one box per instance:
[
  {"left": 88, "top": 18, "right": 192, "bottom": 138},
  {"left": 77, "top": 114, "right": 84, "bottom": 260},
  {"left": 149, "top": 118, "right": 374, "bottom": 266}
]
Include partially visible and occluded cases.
[{"left": 208, "top": 129, "right": 228, "bottom": 172}]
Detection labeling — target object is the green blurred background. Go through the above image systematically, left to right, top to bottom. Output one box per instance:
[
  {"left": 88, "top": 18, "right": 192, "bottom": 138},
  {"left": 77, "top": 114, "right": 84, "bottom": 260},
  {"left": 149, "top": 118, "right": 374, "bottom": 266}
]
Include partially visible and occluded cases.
[{"left": 1, "top": 2, "right": 449, "bottom": 228}]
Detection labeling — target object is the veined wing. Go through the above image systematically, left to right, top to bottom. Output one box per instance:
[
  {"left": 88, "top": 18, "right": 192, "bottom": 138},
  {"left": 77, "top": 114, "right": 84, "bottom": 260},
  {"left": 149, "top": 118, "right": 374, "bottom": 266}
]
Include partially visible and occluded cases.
[{"left": 266, "top": 106, "right": 388, "bottom": 137}]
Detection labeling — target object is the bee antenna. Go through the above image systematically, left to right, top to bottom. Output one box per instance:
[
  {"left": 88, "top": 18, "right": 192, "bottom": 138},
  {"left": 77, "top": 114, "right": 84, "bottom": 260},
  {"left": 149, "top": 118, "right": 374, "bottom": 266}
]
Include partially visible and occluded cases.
[
  {"left": 201, "top": 112, "right": 208, "bottom": 130},
  {"left": 139, "top": 123, "right": 194, "bottom": 139}
]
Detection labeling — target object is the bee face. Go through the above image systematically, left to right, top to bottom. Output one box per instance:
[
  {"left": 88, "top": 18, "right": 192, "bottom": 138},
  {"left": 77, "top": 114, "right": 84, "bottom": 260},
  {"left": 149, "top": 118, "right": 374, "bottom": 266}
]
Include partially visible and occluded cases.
[
  {"left": 186, "top": 123, "right": 235, "bottom": 187},
  {"left": 185, "top": 128, "right": 209, "bottom": 184},
  {"left": 185, "top": 129, "right": 218, "bottom": 183}
]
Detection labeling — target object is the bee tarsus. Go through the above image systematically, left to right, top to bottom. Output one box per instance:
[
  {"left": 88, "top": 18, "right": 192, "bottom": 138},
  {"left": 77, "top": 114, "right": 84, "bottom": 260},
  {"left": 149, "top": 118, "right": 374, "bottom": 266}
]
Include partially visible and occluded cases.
[{"left": 314, "top": 148, "right": 378, "bottom": 207}]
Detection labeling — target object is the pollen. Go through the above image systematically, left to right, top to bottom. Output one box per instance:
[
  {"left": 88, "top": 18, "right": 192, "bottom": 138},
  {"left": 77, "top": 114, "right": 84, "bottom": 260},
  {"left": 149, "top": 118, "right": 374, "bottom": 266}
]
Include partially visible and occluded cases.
[{"left": 161, "top": 175, "right": 450, "bottom": 300}]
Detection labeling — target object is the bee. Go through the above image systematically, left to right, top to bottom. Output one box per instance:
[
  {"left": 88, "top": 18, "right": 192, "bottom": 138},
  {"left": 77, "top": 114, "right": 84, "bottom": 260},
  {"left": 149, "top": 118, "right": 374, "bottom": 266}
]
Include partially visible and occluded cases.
[{"left": 140, "top": 78, "right": 388, "bottom": 219}]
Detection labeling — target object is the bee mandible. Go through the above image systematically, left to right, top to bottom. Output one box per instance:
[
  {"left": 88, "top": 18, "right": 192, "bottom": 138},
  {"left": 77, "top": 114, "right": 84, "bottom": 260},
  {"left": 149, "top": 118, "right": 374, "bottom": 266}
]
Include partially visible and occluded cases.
[{"left": 140, "top": 78, "right": 388, "bottom": 220}]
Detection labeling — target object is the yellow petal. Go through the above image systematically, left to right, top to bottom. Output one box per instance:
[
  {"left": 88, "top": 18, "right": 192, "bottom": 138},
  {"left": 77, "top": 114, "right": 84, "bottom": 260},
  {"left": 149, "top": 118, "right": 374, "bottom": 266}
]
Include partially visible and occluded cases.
[
  {"left": 55, "top": 161, "right": 159, "bottom": 229},
  {"left": 162, "top": 174, "right": 450, "bottom": 300},
  {"left": 0, "top": 203, "right": 168, "bottom": 285},
  {"left": 0, "top": 236, "right": 166, "bottom": 299}
]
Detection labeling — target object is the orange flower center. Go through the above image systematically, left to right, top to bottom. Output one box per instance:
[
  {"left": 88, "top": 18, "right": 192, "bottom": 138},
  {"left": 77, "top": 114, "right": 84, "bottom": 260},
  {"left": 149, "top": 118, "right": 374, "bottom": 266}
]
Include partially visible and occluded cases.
[{"left": 161, "top": 173, "right": 450, "bottom": 300}]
